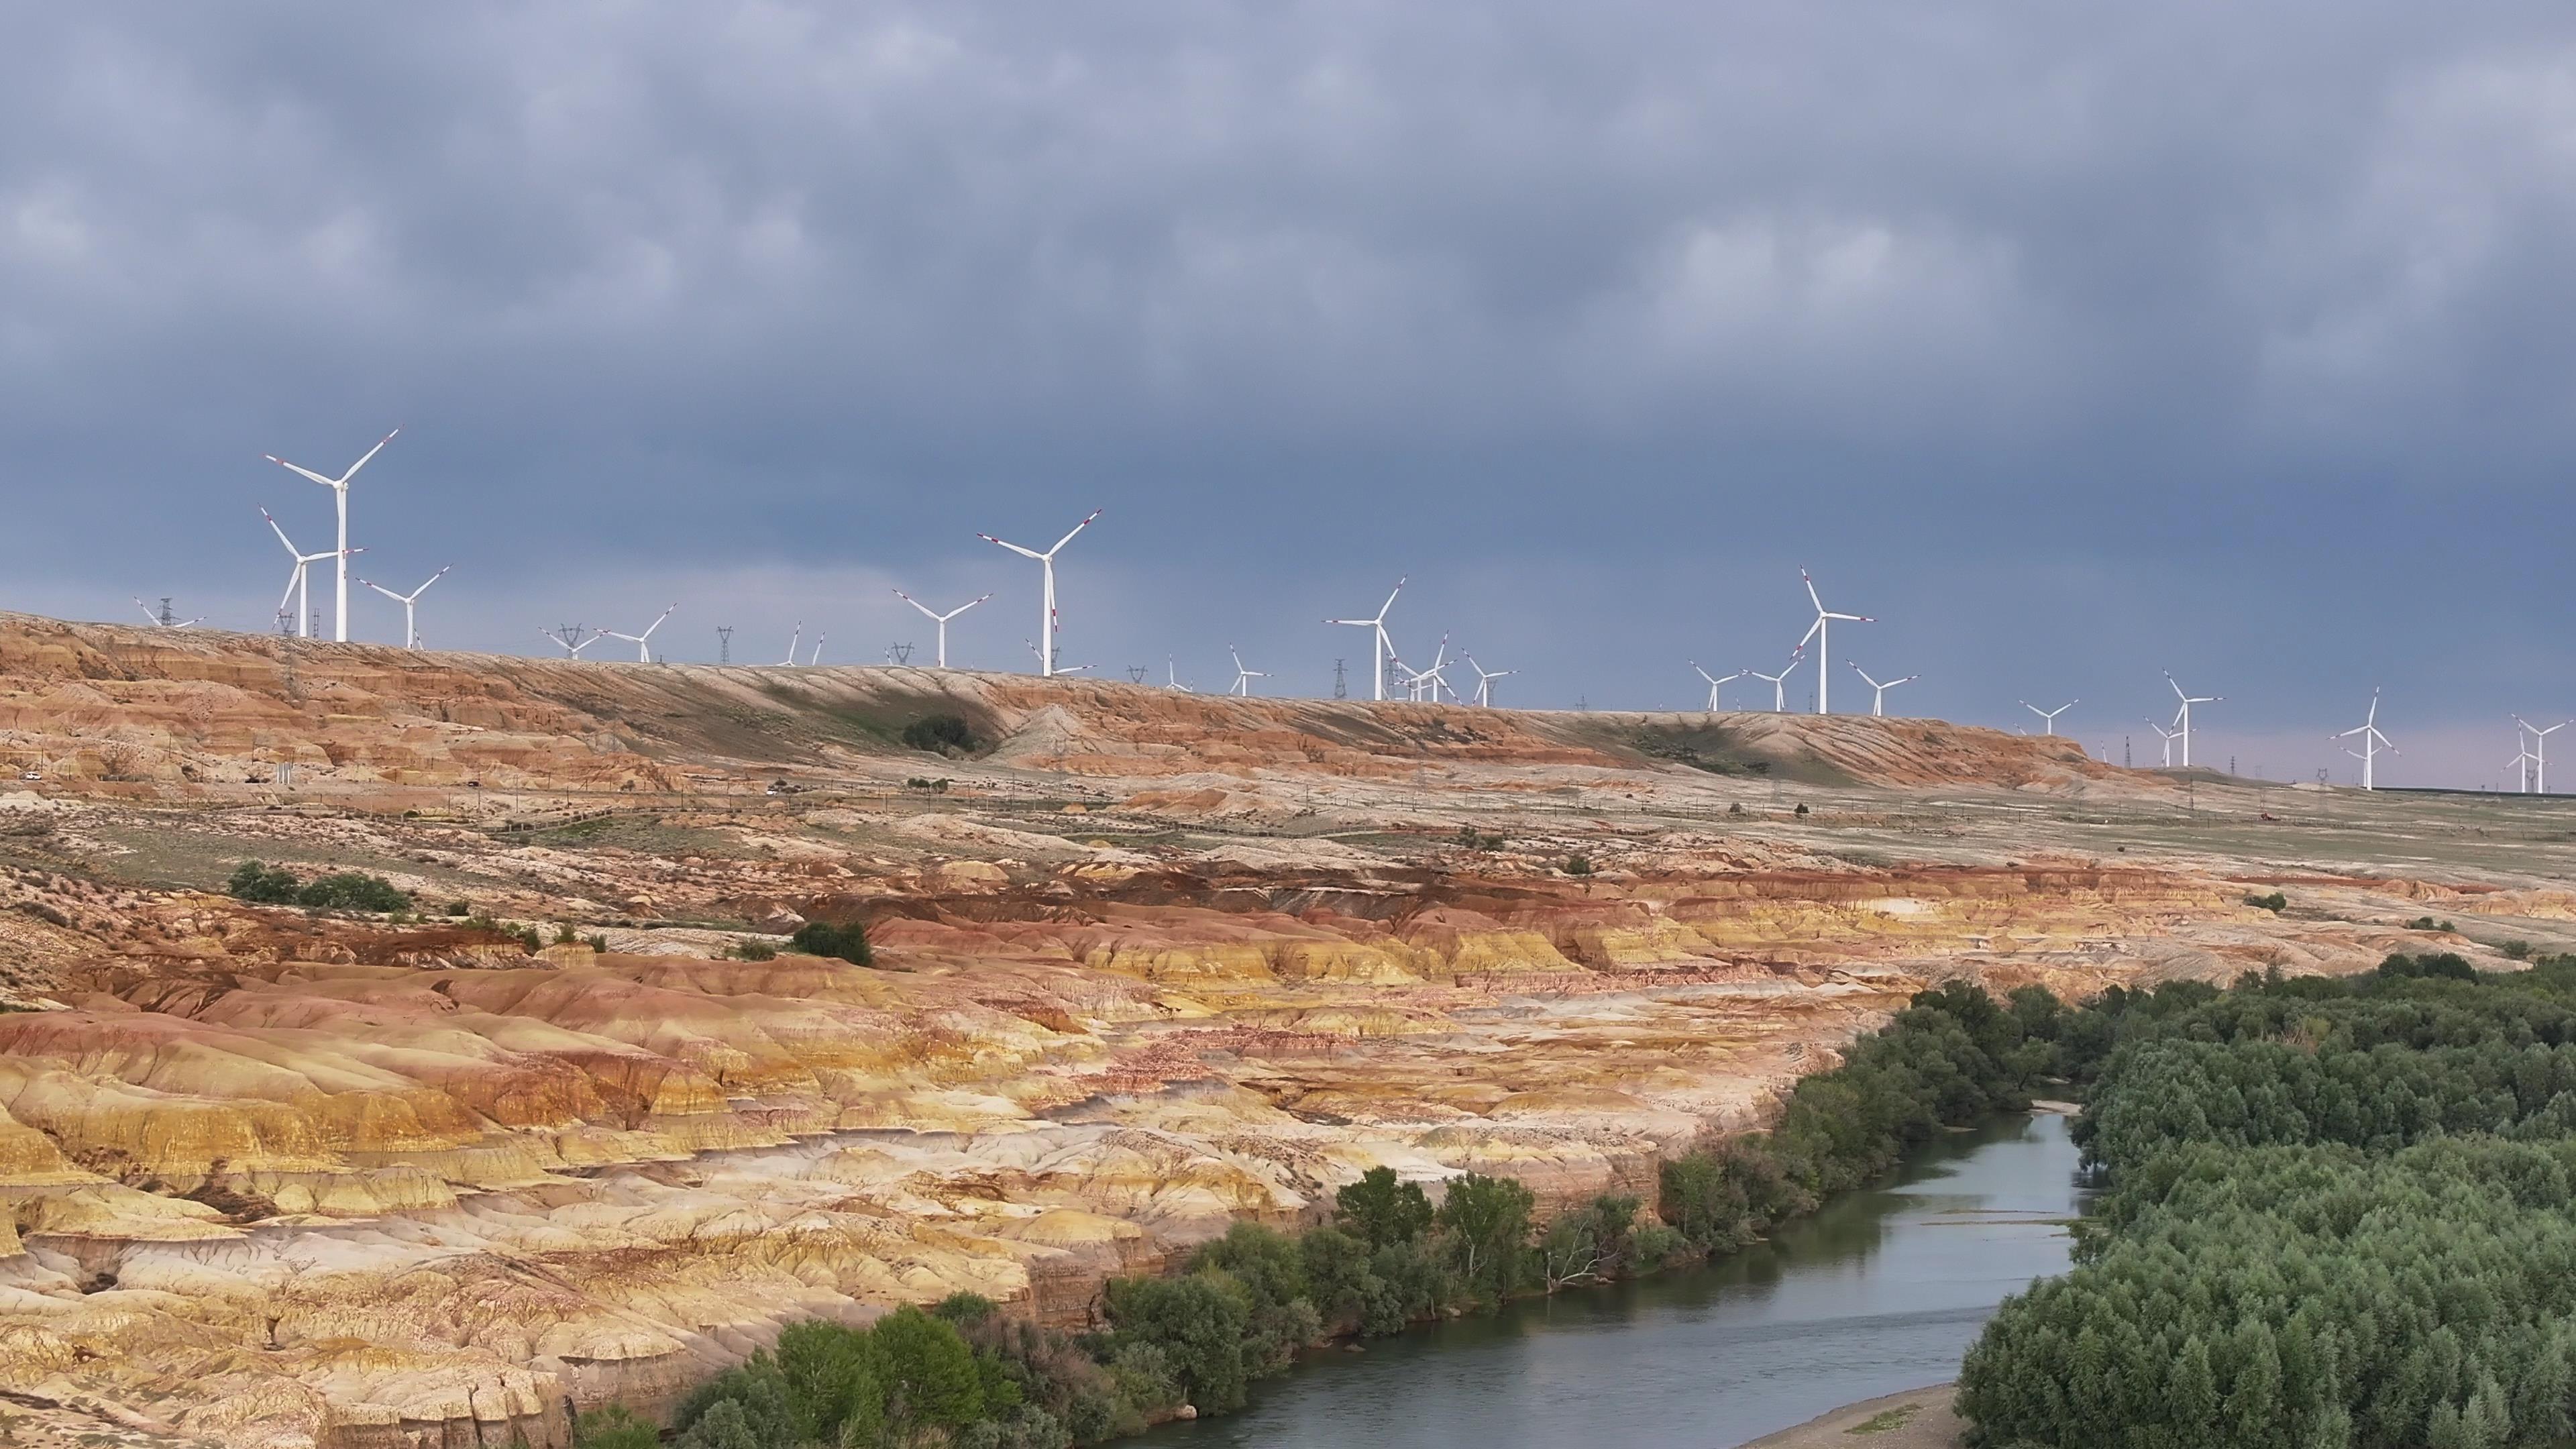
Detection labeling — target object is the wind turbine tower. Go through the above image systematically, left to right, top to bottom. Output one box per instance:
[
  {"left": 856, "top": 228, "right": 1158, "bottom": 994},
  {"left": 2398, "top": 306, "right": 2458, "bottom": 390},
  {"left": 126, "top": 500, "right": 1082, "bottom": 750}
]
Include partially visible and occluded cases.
[
  {"left": 264, "top": 429, "right": 397, "bottom": 643},
  {"left": 262, "top": 508, "right": 358, "bottom": 639},
  {"left": 979, "top": 509, "right": 1102, "bottom": 678},
  {"left": 362, "top": 566, "right": 451, "bottom": 649},
  {"left": 1796, "top": 570, "right": 1872, "bottom": 714},
  {"left": 1325, "top": 578, "right": 1405, "bottom": 702},
  {"left": 894, "top": 590, "right": 992, "bottom": 669},
  {"left": 599, "top": 604, "right": 677, "bottom": 663},
  {"left": 781, "top": 623, "right": 802, "bottom": 666},
  {"left": 1227, "top": 646, "right": 1267, "bottom": 697},
  {"left": 1748, "top": 653, "right": 1803, "bottom": 712},
  {"left": 1847, "top": 662, "right": 1918, "bottom": 717},
  {"left": 1691, "top": 663, "right": 1744, "bottom": 712},
  {"left": 2165, "top": 673, "right": 2221, "bottom": 768},
  {"left": 2333, "top": 689, "right": 2398, "bottom": 790},
  {"left": 2021, "top": 700, "right": 2078, "bottom": 735},
  {"left": 2516, "top": 716, "right": 2570, "bottom": 794}
]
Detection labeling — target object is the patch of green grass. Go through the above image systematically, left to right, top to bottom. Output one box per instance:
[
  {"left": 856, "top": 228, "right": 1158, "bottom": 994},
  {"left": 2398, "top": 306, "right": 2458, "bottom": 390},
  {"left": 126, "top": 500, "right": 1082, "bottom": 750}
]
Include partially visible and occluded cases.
[{"left": 1846, "top": 1403, "right": 1920, "bottom": 1435}]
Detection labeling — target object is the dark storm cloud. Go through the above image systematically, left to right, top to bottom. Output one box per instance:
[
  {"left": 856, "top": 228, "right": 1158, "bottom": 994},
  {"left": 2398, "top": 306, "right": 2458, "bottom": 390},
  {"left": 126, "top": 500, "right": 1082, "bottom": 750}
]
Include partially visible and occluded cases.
[{"left": 5, "top": 2, "right": 2575, "bottom": 781}]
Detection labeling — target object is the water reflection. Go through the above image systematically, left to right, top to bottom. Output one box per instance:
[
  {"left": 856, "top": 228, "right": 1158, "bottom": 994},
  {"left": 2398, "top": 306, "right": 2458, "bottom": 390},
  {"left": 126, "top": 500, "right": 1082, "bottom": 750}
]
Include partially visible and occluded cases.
[{"left": 1138, "top": 1114, "right": 2085, "bottom": 1449}]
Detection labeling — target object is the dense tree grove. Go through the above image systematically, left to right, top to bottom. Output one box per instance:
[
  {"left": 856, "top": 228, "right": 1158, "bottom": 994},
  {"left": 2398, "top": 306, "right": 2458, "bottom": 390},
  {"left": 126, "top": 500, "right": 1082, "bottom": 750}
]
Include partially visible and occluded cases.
[
  {"left": 1962, "top": 955, "right": 2576, "bottom": 1449},
  {"left": 582, "top": 981, "right": 2065, "bottom": 1446}
]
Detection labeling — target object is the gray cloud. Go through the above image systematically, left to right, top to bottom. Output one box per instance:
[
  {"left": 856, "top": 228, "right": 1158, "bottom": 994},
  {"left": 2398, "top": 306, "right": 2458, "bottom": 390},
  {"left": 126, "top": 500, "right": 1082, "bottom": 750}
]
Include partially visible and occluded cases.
[{"left": 5, "top": 2, "right": 2575, "bottom": 783}]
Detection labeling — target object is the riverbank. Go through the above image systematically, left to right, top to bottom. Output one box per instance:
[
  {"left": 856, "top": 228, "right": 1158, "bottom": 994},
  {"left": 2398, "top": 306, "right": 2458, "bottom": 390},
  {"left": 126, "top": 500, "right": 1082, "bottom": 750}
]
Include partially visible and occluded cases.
[{"left": 1739, "top": 1386, "right": 1962, "bottom": 1449}]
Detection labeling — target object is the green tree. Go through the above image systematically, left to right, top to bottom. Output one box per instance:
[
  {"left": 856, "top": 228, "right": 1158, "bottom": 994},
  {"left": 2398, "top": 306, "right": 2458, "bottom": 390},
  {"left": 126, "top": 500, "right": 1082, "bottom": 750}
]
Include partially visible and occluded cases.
[
  {"left": 1334, "top": 1167, "right": 1434, "bottom": 1249},
  {"left": 1434, "top": 1172, "right": 1534, "bottom": 1298},
  {"left": 1104, "top": 1273, "right": 1254, "bottom": 1413},
  {"left": 872, "top": 1305, "right": 984, "bottom": 1443},
  {"left": 775, "top": 1319, "right": 883, "bottom": 1446},
  {"left": 674, "top": 1399, "right": 757, "bottom": 1449},
  {"left": 569, "top": 1403, "right": 658, "bottom": 1449}
]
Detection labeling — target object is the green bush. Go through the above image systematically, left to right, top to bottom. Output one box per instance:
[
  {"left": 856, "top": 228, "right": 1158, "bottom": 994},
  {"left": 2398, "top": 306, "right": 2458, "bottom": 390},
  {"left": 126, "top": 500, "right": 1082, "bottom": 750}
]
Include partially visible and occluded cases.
[
  {"left": 901, "top": 714, "right": 979, "bottom": 756},
  {"left": 1562, "top": 854, "right": 1593, "bottom": 876},
  {"left": 226, "top": 861, "right": 301, "bottom": 904},
  {"left": 294, "top": 872, "right": 411, "bottom": 912},
  {"left": 2245, "top": 890, "right": 2288, "bottom": 912},
  {"left": 446, "top": 900, "right": 470, "bottom": 916},
  {"left": 788, "top": 919, "right": 873, "bottom": 967},
  {"left": 729, "top": 937, "right": 779, "bottom": 962},
  {"left": 2504, "top": 938, "right": 2534, "bottom": 961},
  {"left": 569, "top": 1403, "right": 658, "bottom": 1449}
]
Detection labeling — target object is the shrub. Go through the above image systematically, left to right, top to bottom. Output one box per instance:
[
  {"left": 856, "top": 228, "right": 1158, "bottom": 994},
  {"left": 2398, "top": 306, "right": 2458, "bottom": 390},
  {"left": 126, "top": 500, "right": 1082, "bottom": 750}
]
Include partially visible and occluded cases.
[
  {"left": 901, "top": 714, "right": 979, "bottom": 756},
  {"left": 1793, "top": 802, "right": 1810, "bottom": 818},
  {"left": 1563, "top": 854, "right": 1593, "bottom": 876},
  {"left": 227, "top": 861, "right": 301, "bottom": 904},
  {"left": 295, "top": 873, "right": 411, "bottom": 912},
  {"left": 2245, "top": 890, "right": 2288, "bottom": 912},
  {"left": 446, "top": 900, "right": 470, "bottom": 916},
  {"left": 788, "top": 919, "right": 873, "bottom": 966},
  {"left": 554, "top": 921, "right": 579, "bottom": 945},
  {"left": 729, "top": 937, "right": 780, "bottom": 962},
  {"left": 2504, "top": 939, "right": 2534, "bottom": 961},
  {"left": 569, "top": 1403, "right": 657, "bottom": 1449}
]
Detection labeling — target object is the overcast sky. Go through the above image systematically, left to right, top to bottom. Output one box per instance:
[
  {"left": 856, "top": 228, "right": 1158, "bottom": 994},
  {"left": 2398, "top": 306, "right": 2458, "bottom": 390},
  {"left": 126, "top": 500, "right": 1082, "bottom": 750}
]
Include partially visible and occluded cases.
[{"left": 6, "top": 3, "right": 2575, "bottom": 786}]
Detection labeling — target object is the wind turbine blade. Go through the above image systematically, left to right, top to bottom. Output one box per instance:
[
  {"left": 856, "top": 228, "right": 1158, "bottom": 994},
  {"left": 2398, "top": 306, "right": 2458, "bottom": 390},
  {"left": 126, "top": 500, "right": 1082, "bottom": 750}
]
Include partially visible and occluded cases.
[
  {"left": 340, "top": 429, "right": 400, "bottom": 482},
  {"left": 266, "top": 456, "right": 340, "bottom": 488},
  {"left": 262, "top": 508, "right": 299, "bottom": 554},
  {"left": 1049, "top": 508, "right": 1104, "bottom": 554},
  {"left": 979, "top": 535, "right": 1044, "bottom": 561},
  {"left": 417, "top": 566, "right": 451, "bottom": 595},
  {"left": 1802, "top": 569, "right": 1823, "bottom": 612},
  {"left": 1797, "top": 618, "right": 1823, "bottom": 649}
]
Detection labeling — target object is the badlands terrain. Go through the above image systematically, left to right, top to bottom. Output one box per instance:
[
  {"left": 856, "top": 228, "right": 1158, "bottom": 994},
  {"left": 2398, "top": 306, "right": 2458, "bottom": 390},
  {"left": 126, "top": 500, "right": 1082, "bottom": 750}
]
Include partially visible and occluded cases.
[{"left": 0, "top": 614, "right": 2569, "bottom": 1446}]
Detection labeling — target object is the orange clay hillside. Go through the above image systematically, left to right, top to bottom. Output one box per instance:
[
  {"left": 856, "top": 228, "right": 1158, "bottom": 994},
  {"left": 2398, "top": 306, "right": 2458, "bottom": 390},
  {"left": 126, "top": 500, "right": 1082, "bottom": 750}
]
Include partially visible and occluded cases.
[{"left": 0, "top": 614, "right": 2569, "bottom": 1447}]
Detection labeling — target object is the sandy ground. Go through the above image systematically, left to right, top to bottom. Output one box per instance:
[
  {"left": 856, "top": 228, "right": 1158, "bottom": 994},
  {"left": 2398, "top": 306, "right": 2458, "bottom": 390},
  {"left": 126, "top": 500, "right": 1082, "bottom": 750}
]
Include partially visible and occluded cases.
[{"left": 1739, "top": 1385, "right": 1964, "bottom": 1449}]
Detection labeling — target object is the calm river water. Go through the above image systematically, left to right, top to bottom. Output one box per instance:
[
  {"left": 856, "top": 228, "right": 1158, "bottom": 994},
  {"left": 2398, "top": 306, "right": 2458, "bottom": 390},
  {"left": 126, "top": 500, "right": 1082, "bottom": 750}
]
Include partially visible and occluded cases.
[{"left": 1138, "top": 1112, "right": 2086, "bottom": 1449}]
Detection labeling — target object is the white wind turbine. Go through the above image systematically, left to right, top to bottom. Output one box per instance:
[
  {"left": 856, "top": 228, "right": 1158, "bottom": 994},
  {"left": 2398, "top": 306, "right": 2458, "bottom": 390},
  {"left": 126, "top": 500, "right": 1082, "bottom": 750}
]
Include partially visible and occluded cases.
[
  {"left": 264, "top": 429, "right": 397, "bottom": 643},
  {"left": 262, "top": 508, "right": 358, "bottom": 639},
  {"left": 979, "top": 508, "right": 1101, "bottom": 678},
  {"left": 362, "top": 566, "right": 451, "bottom": 649},
  {"left": 1796, "top": 570, "right": 1872, "bottom": 714},
  {"left": 1325, "top": 577, "right": 1405, "bottom": 702},
  {"left": 894, "top": 590, "right": 991, "bottom": 669},
  {"left": 131, "top": 597, "right": 203, "bottom": 629},
  {"left": 599, "top": 603, "right": 677, "bottom": 663},
  {"left": 781, "top": 623, "right": 802, "bottom": 666},
  {"left": 541, "top": 626, "right": 603, "bottom": 659},
  {"left": 808, "top": 633, "right": 827, "bottom": 666},
  {"left": 1399, "top": 634, "right": 1454, "bottom": 702},
  {"left": 1023, "top": 639, "right": 1091, "bottom": 675},
  {"left": 1227, "top": 645, "right": 1267, "bottom": 697},
  {"left": 1748, "top": 652, "right": 1803, "bottom": 712},
  {"left": 1464, "top": 653, "right": 1513, "bottom": 708},
  {"left": 1166, "top": 655, "right": 1192, "bottom": 692},
  {"left": 1847, "top": 662, "right": 1917, "bottom": 717},
  {"left": 1691, "top": 663, "right": 1744, "bottom": 712},
  {"left": 2165, "top": 673, "right": 2220, "bottom": 768},
  {"left": 2333, "top": 689, "right": 2398, "bottom": 790},
  {"left": 2021, "top": 700, "right": 2078, "bottom": 735},
  {"left": 2515, "top": 716, "right": 2569, "bottom": 794},
  {"left": 2145, "top": 718, "right": 2182, "bottom": 768},
  {"left": 2510, "top": 731, "right": 2540, "bottom": 794}
]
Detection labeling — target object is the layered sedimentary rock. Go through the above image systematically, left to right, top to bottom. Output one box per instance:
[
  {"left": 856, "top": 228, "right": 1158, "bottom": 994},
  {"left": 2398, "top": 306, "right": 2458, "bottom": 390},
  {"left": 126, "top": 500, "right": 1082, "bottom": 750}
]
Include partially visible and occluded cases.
[{"left": 0, "top": 616, "right": 2555, "bottom": 1447}]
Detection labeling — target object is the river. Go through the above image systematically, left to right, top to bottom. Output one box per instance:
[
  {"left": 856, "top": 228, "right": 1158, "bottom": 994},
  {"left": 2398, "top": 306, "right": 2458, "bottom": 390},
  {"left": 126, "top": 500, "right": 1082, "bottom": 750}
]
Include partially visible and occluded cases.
[{"left": 1138, "top": 1112, "right": 2086, "bottom": 1449}]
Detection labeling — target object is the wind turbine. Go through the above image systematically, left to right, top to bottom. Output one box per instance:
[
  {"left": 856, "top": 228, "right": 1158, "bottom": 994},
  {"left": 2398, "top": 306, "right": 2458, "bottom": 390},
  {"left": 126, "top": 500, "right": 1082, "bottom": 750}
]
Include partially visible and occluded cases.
[
  {"left": 263, "top": 429, "right": 397, "bottom": 643},
  {"left": 262, "top": 508, "right": 358, "bottom": 639},
  {"left": 979, "top": 508, "right": 1102, "bottom": 678},
  {"left": 362, "top": 566, "right": 451, "bottom": 649},
  {"left": 1796, "top": 570, "right": 1872, "bottom": 714},
  {"left": 1325, "top": 578, "right": 1406, "bottom": 702},
  {"left": 893, "top": 590, "right": 991, "bottom": 668},
  {"left": 131, "top": 597, "right": 203, "bottom": 629},
  {"left": 599, "top": 603, "right": 677, "bottom": 663},
  {"left": 781, "top": 623, "right": 802, "bottom": 666},
  {"left": 541, "top": 626, "right": 603, "bottom": 659},
  {"left": 808, "top": 633, "right": 826, "bottom": 666},
  {"left": 1399, "top": 634, "right": 1453, "bottom": 702},
  {"left": 1023, "top": 639, "right": 1091, "bottom": 676},
  {"left": 1228, "top": 645, "right": 1267, "bottom": 697},
  {"left": 1748, "top": 652, "right": 1803, "bottom": 712},
  {"left": 1465, "top": 654, "right": 1513, "bottom": 707},
  {"left": 1166, "top": 655, "right": 1192, "bottom": 692},
  {"left": 1847, "top": 662, "right": 1917, "bottom": 717},
  {"left": 1690, "top": 663, "right": 1744, "bottom": 712},
  {"left": 2165, "top": 673, "right": 2220, "bottom": 768},
  {"left": 2333, "top": 689, "right": 2398, "bottom": 790},
  {"left": 2021, "top": 700, "right": 2078, "bottom": 735},
  {"left": 2515, "top": 716, "right": 2569, "bottom": 794},
  {"left": 2145, "top": 718, "right": 2181, "bottom": 768},
  {"left": 2510, "top": 732, "right": 2539, "bottom": 794}
]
